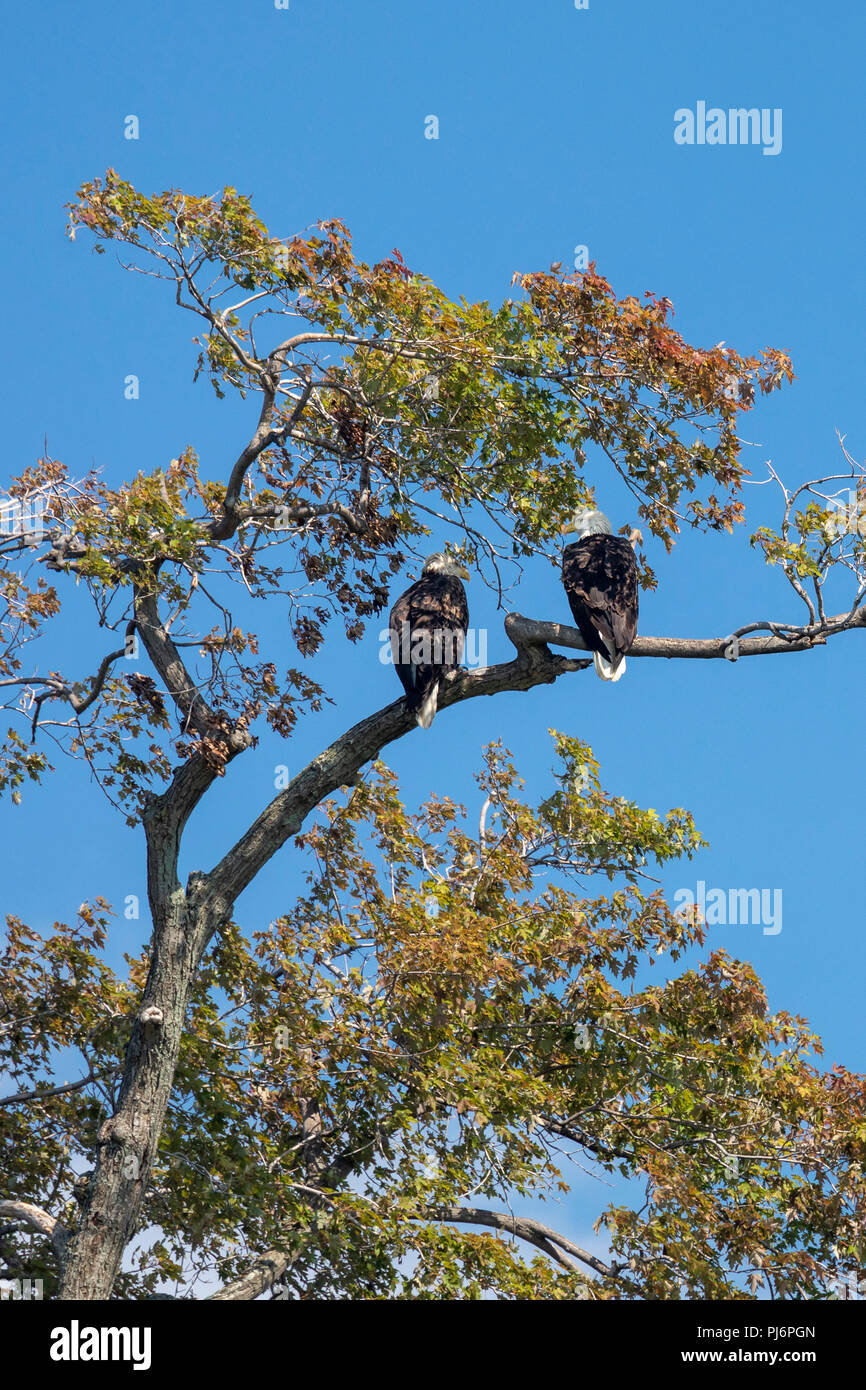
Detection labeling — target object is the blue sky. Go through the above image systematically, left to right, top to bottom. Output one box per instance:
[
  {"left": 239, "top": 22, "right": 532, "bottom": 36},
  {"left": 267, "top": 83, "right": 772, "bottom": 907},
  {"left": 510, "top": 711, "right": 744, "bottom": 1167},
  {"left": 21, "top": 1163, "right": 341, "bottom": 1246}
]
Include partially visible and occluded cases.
[{"left": 2, "top": 0, "right": 864, "bottom": 1269}]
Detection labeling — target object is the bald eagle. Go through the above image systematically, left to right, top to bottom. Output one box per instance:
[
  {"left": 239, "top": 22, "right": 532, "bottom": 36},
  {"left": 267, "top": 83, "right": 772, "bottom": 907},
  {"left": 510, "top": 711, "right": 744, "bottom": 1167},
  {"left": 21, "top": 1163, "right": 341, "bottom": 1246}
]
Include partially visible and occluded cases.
[
  {"left": 561, "top": 509, "right": 639, "bottom": 681},
  {"left": 389, "top": 553, "right": 471, "bottom": 728}
]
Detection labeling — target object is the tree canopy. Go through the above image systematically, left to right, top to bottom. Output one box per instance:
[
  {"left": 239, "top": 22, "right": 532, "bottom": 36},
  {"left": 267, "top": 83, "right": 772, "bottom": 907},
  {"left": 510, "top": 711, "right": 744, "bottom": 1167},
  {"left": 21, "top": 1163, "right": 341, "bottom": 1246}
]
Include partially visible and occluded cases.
[{"left": 1, "top": 173, "right": 864, "bottom": 1301}]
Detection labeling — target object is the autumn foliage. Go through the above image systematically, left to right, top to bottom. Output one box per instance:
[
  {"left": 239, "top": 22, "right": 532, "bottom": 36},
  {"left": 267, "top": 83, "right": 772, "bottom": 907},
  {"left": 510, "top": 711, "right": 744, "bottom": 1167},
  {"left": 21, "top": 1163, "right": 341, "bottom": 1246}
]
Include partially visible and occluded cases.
[{"left": 1, "top": 173, "right": 862, "bottom": 1302}]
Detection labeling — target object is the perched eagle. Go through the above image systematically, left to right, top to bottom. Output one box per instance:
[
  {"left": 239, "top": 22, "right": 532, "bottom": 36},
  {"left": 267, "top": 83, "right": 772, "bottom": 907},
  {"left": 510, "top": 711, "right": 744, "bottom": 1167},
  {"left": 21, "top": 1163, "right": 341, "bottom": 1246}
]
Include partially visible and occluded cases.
[
  {"left": 561, "top": 508, "right": 639, "bottom": 681},
  {"left": 389, "top": 553, "right": 470, "bottom": 729}
]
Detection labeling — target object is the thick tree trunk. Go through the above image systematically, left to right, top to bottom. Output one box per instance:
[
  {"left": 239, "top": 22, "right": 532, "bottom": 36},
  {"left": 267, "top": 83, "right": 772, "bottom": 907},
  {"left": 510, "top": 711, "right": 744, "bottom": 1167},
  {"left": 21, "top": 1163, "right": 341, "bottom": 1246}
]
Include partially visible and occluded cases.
[
  {"left": 55, "top": 586, "right": 249, "bottom": 1298},
  {"left": 56, "top": 774, "right": 218, "bottom": 1299},
  {"left": 57, "top": 890, "right": 200, "bottom": 1298}
]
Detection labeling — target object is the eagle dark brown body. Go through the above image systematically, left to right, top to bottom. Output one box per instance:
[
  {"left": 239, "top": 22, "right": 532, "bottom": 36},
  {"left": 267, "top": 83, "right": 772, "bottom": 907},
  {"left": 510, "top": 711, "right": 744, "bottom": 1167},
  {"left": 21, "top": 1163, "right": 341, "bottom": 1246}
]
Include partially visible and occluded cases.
[
  {"left": 562, "top": 533, "right": 638, "bottom": 681},
  {"left": 389, "top": 559, "right": 470, "bottom": 728}
]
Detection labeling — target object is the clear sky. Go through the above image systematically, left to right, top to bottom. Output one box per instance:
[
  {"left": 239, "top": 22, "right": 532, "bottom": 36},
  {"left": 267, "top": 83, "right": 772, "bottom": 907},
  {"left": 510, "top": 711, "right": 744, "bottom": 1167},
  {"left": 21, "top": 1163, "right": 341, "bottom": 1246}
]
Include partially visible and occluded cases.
[{"left": 2, "top": 0, "right": 864, "bottom": 1268}]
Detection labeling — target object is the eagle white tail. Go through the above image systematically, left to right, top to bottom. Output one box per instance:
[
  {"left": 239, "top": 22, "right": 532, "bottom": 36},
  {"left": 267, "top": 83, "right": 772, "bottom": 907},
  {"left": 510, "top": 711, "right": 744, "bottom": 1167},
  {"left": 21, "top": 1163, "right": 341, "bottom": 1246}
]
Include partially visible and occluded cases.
[
  {"left": 593, "top": 651, "right": 626, "bottom": 682},
  {"left": 416, "top": 683, "right": 440, "bottom": 729}
]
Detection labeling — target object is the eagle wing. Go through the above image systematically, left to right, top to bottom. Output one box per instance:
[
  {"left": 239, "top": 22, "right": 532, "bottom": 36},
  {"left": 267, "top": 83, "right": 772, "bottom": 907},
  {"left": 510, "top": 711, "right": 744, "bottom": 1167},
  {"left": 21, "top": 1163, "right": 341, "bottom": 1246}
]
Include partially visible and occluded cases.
[
  {"left": 562, "top": 535, "right": 638, "bottom": 661},
  {"left": 389, "top": 575, "right": 469, "bottom": 706}
]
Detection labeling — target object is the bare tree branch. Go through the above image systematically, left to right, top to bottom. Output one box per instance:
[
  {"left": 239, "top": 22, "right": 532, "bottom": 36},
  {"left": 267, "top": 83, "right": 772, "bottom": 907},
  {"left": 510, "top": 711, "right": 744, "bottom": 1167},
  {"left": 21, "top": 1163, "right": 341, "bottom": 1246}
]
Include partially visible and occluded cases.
[
  {"left": 211, "top": 370, "right": 314, "bottom": 542},
  {"left": 133, "top": 588, "right": 221, "bottom": 737},
  {"left": 201, "top": 602, "right": 864, "bottom": 914},
  {"left": 506, "top": 607, "right": 866, "bottom": 660},
  {"left": 202, "top": 641, "right": 589, "bottom": 910},
  {"left": 17, "top": 646, "right": 126, "bottom": 741},
  {"left": 68, "top": 648, "right": 127, "bottom": 715},
  {"left": 0, "top": 1069, "right": 118, "bottom": 1109},
  {"left": 543, "top": 1118, "right": 634, "bottom": 1164},
  {"left": 207, "top": 1194, "right": 608, "bottom": 1300},
  {"left": 0, "top": 1200, "right": 69, "bottom": 1268},
  {"left": 430, "top": 1204, "right": 612, "bottom": 1278},
  {"left": 207, "top": 1247, "right": 292, "bottom": 1301}
]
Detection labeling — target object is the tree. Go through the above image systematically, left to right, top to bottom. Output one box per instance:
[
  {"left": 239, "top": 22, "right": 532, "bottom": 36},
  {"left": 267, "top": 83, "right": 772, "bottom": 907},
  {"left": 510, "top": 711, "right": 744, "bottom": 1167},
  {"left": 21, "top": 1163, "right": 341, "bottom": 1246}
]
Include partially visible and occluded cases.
[{"left": 1, "top": 171, "right": 864, "bottom": 1301}]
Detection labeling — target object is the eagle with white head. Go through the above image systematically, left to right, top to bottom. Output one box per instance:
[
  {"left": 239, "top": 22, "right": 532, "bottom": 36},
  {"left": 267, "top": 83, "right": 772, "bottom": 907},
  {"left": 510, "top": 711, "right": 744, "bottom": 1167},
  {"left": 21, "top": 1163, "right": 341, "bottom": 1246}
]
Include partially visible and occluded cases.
[
  {"left": 561, "top": 508, "right": 639, "bottom": 681},
  {"left": 388, "top": 553, "right": 471, "bottom": 728}
]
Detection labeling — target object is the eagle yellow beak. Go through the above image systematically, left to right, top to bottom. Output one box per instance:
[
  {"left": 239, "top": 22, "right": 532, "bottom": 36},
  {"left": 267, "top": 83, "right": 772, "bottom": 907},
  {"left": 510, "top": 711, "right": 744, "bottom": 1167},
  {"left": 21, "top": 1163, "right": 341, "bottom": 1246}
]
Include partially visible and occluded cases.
[{"left": 457, "top": 564, "right": 471, "bottom": 580}]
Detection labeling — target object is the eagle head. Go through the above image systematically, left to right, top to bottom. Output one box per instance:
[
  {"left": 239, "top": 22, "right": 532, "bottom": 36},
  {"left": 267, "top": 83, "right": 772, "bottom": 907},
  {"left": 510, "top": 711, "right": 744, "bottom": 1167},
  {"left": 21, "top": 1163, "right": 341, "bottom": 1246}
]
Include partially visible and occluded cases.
[
  {"left": 562, "top": 508, "right": 613, "bottom": 539},
  {"left": 422, "top": 552, "right": 471, "bottom": 580}
]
